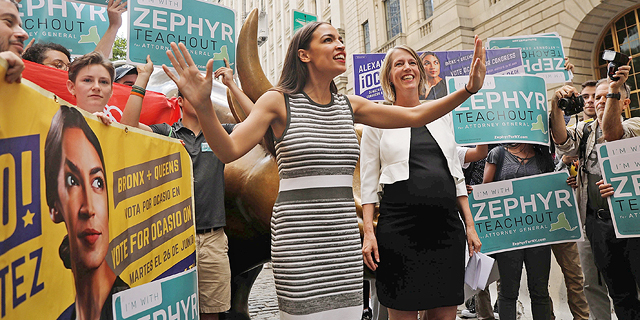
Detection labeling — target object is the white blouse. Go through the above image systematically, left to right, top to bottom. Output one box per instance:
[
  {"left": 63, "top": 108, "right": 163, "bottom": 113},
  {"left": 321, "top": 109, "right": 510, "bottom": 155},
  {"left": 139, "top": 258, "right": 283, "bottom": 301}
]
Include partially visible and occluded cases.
[{"left": 360, "top": 113, "right": 466, "bottom": 205}]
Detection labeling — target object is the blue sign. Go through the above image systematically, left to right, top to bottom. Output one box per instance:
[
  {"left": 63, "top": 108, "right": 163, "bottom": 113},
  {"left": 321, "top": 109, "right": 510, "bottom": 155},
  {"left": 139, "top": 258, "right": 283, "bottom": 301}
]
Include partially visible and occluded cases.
[
  {"left": 19, "top": 0, "right": 111, "bottom": 56},
  {"left": 128, "top": 0, "right": 236, "bottom": 71},
  {"left": 487, "top": 35, "right": 572, "bottom": 84},
  {"left": 352, "top": 49, "right": 524, "bottom": 101},
  {"left": 352, "top": 53, "right": 385, "bottom": 101},
  {"left": 450, "top": 75, "right": 549, "bottom": 146},
  {"left": 0, "top": 135, "right": 42, "bottom": 255},
  {"left": 597, "top": 137, "right": 640, "bottom": 238},
  {"left": 469, "top": 172, "right": 583, "bottom": 254},
  {"left": 113, "top": 268, "right": 198, "bottom": 320}
]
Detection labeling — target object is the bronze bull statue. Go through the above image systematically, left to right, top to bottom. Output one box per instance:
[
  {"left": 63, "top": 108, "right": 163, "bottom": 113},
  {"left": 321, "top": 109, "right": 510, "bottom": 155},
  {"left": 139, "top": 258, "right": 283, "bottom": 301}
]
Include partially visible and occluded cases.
[{"left": 220, "top": 8, "right": 373, "bottom": 320}]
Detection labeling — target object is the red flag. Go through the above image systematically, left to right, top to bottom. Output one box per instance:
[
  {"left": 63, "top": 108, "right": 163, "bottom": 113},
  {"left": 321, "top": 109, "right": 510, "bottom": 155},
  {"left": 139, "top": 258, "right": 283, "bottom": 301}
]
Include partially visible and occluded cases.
[{"left": 22, "top": 60, "right": 181, "bottom": 126}]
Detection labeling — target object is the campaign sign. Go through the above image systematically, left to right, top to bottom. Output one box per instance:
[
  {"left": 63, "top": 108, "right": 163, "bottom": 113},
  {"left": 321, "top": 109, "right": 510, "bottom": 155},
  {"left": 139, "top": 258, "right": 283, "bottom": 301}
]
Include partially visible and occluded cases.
[
  {"left": 19, "top": 0, "right": 110, "bottom": 56},
  {"left": 66, "top": 0, "right": 109, "bottom": 6},
  {"left": 128, "top": 0, "right": 236, "bottom": 71},
  {"left": 487, "top": 35, "right": 571, "bottom": 84},
  {"left": 437, "top": 48, "right": 523, "bottom": 77},
  {"left": 352, "top": 49, "right": 524, "bottom": 101},
  {"left": 353, "top": 53, "right": 386, "bottom": 100},
  {"left": 0, "top": 57, "right": 196, "bottom": 319},
  {"left": 449, "top": 75, "right": 549, "bottom": 146},
  {"left": 597, "top": 137, "right": 640, "bottom": 238},
  {"left": 469, "top": 172, "right": 583, "bottom": 254},
  {"left": 113, "top": 269, "right": 198, "bottom": 320}
]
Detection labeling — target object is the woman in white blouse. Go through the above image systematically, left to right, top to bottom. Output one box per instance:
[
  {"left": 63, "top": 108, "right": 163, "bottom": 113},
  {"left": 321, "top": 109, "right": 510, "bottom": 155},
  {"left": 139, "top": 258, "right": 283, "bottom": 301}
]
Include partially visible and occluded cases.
[{"left": 360, "top": 45, "right": 481, "bottom": 320}]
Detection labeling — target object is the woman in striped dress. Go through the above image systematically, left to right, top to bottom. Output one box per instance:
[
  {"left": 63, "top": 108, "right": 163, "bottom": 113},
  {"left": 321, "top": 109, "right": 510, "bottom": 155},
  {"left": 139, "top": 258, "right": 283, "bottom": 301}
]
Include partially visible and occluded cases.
[{"left": 162, "top": 22, "right": 486, "bottom": 320}]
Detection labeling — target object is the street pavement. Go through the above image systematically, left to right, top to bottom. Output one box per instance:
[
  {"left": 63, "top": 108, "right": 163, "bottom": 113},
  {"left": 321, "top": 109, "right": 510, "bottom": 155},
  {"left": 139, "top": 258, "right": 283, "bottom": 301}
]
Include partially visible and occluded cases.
[
  {"left": 248, "top": 257, "right": 617, "bottom": 320},
  {"left": 248, "top": 263, "right": 280, "bottom": 320}
]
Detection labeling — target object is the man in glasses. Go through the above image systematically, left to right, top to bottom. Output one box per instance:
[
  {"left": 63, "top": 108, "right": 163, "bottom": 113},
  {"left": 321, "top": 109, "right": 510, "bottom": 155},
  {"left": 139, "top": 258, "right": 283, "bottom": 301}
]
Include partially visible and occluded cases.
[{"left": 23, "top": 42, "right": 71, "bottom": 71}]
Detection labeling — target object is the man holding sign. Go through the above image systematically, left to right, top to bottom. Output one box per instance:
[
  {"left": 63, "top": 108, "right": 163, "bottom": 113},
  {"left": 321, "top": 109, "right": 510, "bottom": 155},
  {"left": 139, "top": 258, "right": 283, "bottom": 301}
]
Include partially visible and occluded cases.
[{"left": 550, "top": 61, "right": 640, "bottom": 320}]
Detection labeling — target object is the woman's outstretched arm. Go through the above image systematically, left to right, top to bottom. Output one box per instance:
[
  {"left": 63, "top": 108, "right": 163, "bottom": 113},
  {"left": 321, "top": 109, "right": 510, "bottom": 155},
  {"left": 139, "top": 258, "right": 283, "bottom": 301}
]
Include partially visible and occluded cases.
[
  {"left": 350, "top": 35, "right": 486, "bottom": 128},
  {"left": 163, "top": 42, "right": 280, "bottom": 163}
]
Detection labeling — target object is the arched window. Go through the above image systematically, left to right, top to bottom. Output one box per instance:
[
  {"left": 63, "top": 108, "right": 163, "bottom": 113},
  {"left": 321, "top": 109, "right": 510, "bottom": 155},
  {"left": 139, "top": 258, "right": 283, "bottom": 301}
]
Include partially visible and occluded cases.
[{"left": 596, "top": 7, "right": 640, "bottom": 117}]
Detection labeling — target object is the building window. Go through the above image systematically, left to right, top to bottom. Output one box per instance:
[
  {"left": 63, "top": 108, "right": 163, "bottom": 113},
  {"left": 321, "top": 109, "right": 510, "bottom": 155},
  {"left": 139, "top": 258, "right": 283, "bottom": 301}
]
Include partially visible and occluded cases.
[
  {"left": 385, "top": 0, "right": 402, "bottom": 40},
  {"left": 423, "top": 0, "right": 433, "bottom": 20},
  {"left": 596, "top": 7, "right": 640, "bottom": 117},
  {"left": 363, "top": 21, "right": 371, "bottom": 53}
]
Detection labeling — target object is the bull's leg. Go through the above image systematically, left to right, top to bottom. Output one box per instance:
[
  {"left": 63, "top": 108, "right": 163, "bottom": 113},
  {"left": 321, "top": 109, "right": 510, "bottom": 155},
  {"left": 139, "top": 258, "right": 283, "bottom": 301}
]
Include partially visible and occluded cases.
[{"left": 221, "top": 265, "right": 264, "bottom": 320}]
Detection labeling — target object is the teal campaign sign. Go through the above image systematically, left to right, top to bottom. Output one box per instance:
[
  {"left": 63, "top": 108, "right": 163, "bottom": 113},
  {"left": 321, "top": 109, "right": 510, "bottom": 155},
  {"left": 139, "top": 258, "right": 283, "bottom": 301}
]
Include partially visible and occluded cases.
[
  {"left": 19, "top": 0, "right": 110, "bottom": 56},
  {"left": 68, "top": 0, "right": 109, "bottom": 6},
  {"left": 128, "top": 0, "right": 236, "bottom": 71},
  {"left": 292, "top": 10, "right": 317, "bottom": 34},
  {"left": 487, "top": 35, "right": 571, "bottom": 84},
  {"left": 449, "top": 75, "right": 549, "bottom": 146},
  {"left": 597, "top": 136, "right": 640, "bottom": 238},
  {"left": 469, "top": 172, "right": 583, "bottom": 254},
  {"left": 113, "top": 268, "right": 198, "bottom": 320}
]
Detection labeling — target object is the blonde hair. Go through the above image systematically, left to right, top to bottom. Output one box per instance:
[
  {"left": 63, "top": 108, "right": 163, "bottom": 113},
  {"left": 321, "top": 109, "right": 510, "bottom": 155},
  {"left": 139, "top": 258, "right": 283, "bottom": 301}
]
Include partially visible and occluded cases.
[{"left": 379, "top": 45, "right": 427, "bottom": 103}]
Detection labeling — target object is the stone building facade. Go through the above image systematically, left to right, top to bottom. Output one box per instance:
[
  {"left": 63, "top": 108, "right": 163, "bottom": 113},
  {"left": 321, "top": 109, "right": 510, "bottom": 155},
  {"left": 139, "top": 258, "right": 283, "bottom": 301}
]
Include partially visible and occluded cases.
[
  {"left": 219, "top": 0, "right": 640, "bottom": 117},
  {"left": 345, "top": 0, "right": 640, "bottom": 117}
]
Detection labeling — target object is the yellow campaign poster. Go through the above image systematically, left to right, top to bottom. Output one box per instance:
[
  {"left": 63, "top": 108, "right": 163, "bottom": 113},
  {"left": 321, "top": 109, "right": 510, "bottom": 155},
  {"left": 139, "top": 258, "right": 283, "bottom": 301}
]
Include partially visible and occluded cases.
[{"left": 0, "top": 58, "right": 196, "bottom": 320}]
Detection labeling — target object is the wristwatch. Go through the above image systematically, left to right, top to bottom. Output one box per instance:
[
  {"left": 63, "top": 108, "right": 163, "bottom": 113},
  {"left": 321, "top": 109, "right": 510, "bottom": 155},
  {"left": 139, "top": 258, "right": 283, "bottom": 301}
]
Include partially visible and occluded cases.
[{"left": 606, "top": 92, "right": 621, "bottom": 100}]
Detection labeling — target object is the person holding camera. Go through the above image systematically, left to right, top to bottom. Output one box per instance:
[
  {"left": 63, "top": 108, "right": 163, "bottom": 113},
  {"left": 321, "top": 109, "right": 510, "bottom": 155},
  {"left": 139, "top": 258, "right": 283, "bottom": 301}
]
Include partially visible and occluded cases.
[
  {"left": 550, "top": 56, "right": 640, "bottom": 320},
  {"left": 557, "top": 79, "right": 614, "bottom": 320}
]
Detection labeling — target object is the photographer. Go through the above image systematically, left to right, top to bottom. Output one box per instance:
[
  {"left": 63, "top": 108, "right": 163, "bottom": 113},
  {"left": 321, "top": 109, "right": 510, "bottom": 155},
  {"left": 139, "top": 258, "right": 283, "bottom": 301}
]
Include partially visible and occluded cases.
[{"left": 549, "top": 59, "right": 640, "bottom": 320}]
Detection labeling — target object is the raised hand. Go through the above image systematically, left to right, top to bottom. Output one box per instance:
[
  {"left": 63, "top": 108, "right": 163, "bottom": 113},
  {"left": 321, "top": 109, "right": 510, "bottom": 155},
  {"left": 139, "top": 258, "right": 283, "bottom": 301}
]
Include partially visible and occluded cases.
[
  {"left": 107, "top": 0, "right": 127, "bottom": 29},
  {"left": 467, "top": 35, "right": 487, "bottom": 93},
  {"left": 162, "top": 42, "right": 214, "bottom": 110},
  {"left": 137, "top": 55, "right": 154, "bottom": 78},
  {"left": 214, "top": 58, "right": 234, "bottom": 87},
  {"left": 610, "top": 62, "right": 630, "bottom": 92}
]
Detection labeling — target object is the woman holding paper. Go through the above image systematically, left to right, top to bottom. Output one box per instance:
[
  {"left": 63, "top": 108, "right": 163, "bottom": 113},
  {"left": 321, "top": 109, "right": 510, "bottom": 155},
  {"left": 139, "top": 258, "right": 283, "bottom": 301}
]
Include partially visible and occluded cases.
[
  {"left": 360, "top": 44, "right": 482, "bottom": 320},
  {"left": 483, "top": 143, "right": 554, "bottom": 320}
]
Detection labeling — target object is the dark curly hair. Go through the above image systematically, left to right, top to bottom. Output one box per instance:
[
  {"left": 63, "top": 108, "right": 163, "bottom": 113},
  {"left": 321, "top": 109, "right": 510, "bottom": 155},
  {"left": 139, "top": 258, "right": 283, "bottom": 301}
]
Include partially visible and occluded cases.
[{"left": 22, "top": 42, "right": 71, "bottom": 64}]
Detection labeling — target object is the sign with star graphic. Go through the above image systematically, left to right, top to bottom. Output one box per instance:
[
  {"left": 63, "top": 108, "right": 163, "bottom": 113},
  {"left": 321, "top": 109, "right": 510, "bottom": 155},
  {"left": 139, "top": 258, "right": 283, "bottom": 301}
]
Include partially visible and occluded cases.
[
  {"left": 18, "top": 0, "right": 111, "bottom": 57},
  {"left": 127, "top": 0, "right": 236, "bottom": 71},
  {"left": 0, "top": 59, "right": 196, "bottom": 319},
  {"left": 449, "top": 74, "right": 550, "bottom": 146},
  {"left": 468, "top": 171, "right": 583, "bottom": 254}
]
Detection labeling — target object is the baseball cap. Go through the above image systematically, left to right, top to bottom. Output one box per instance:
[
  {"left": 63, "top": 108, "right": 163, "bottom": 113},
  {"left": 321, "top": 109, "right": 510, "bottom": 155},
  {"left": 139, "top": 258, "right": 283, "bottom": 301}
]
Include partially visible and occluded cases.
[{"left": 115, "top": 64, "right": 138, "bottom": 82}]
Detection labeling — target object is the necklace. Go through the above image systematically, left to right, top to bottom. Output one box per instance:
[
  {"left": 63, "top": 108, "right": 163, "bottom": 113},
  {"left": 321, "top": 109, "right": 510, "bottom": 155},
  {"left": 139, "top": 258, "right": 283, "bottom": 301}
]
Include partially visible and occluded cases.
[{"left": 506, "top": 144, "right": 533, "bottom": 164}]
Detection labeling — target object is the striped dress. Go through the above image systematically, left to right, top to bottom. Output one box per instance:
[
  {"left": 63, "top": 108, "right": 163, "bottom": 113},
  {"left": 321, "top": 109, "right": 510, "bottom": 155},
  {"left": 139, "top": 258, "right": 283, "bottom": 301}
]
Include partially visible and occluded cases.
[{"left": 272, "top": 92, "right": 363, "bottom": 320}]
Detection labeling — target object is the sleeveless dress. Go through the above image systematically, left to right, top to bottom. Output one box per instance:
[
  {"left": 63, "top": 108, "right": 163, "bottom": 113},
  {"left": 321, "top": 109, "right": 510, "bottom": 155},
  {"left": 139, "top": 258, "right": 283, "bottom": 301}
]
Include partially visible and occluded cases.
[{"left": 271, "top": 92, "right": 363, "bottom": 320}]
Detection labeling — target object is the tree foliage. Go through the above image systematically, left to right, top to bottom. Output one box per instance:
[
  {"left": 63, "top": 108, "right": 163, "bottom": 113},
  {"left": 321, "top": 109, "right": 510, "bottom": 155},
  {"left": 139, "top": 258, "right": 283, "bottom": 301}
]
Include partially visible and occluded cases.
[{"left": 112, "top": 36, "right": 127, "bottom": 61}]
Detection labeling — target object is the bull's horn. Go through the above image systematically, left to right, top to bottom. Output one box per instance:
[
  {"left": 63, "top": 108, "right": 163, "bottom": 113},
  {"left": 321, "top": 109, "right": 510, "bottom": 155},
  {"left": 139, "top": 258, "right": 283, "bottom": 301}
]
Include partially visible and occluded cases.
[
  {"left": 237, "top": 8, "right": 273, "bottom": 103},
  {"left": 227, "top": 89, "right": 247, "bottom": 123}
]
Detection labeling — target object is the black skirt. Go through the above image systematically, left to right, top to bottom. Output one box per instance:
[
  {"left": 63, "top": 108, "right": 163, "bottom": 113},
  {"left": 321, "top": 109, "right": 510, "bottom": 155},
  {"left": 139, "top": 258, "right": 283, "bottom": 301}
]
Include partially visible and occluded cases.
[{"left": 375, "top": 126, "right": 466, "bottom": 311}]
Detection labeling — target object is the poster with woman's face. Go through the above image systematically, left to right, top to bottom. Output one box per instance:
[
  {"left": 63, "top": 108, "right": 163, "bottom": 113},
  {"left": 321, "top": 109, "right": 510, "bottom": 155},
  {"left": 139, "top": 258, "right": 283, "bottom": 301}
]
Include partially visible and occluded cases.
[
  {"left": 353, "top": 48, "right": 524, "bottom": 101},
  {"left": 0, "top": 62, "right": 197, "bottom": 320}
]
